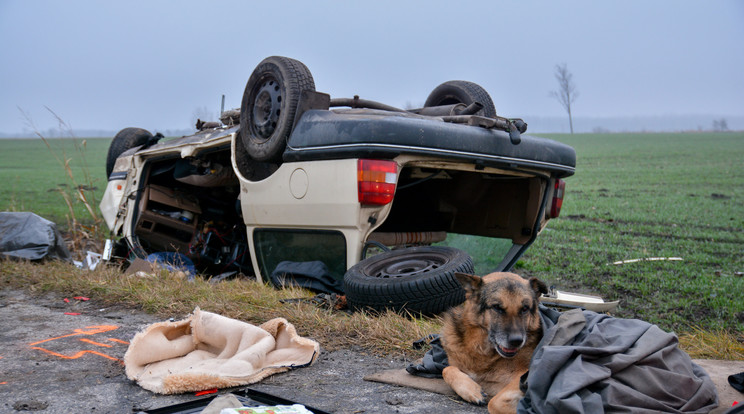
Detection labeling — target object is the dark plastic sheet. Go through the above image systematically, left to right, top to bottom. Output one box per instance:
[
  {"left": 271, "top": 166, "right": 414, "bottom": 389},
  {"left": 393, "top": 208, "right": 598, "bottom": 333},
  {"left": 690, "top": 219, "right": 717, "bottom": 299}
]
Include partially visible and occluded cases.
[{"left": 0, "top": 212, "right": 71, "bottom": 262}]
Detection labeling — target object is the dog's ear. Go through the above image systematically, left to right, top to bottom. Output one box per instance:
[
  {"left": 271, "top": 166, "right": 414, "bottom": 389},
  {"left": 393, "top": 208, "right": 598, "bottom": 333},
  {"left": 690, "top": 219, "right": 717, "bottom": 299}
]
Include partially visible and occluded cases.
[
  {"left": 455, "top": 272, "right": 482, "bottom": 298},
  {"left": 529, "top": 277, "right": 548, "bottom": 297}
]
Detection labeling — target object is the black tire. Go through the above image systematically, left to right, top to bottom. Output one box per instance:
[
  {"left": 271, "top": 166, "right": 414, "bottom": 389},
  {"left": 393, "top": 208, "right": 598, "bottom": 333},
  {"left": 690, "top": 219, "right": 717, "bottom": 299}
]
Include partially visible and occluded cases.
[
  {"left": 239, "top": 56, "right": 315, "bottom": 162},
  {"left": 424, "top": 80, "right": 497, "bottom": 118},
  {"left": 106, "top": 127, "right": 153, "bottom": 178},
  {"left": 344, "top": 246, "right": 474, "bottom": 315}
]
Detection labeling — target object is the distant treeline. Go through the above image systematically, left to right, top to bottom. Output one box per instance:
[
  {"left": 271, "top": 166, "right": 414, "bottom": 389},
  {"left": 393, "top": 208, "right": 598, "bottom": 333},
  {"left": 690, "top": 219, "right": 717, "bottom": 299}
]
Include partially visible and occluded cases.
[
  {"left": 525, "top": 114, "right": 743, "bottom": 134},
  {"left": 0, "top": 115, "right": 741, "bottom": 137},
  {"left": 0, "top": 128, "right": 194, "bottom": 139}
]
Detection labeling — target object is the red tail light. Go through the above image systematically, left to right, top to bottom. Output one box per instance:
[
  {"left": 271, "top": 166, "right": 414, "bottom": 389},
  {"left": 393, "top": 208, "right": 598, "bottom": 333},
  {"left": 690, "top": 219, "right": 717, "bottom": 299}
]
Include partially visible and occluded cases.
[
  {"left": 358, "top": 159, "right": 397, "bottom": 205},
  {"left": 549, "top": 179, "right": 566, "bottom": 218}
]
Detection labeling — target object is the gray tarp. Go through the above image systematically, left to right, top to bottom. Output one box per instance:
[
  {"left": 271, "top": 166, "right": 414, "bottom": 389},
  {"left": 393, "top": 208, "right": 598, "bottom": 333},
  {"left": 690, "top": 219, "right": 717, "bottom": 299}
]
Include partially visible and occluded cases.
[
  {"left": 0, "top": 212, "right": 71, "bottom": 262},
  {"left": 518, "top": 307, "right": 719, "bottom": 413}
]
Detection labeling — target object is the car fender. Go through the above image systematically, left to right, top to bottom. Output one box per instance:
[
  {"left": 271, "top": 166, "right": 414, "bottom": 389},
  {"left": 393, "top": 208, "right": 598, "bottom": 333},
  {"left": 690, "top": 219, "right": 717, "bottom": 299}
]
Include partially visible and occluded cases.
[{"left": 100, "top": 155, "right": 137, "bottom": 233}]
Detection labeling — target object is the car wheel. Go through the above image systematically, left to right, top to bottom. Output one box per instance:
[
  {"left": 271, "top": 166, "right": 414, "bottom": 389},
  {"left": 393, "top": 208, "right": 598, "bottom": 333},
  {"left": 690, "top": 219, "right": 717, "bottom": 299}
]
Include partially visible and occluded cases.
[
  {"left": 239, "top": 56, "right": 315, "bottom": 163},
  {"left": 424, "top": 80, "right": 497, "bottom": 118},
  {"left": 106, "top": 127, "right": 153, "bottom": 178},
  {"left": 343, "top": 246, "right": 474, "bottom": 315}
]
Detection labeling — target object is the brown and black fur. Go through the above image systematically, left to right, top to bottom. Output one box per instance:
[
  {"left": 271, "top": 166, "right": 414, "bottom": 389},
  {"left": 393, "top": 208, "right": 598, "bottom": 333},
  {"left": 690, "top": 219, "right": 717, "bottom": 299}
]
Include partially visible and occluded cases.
[{"left": 441, "top": 272, "right": 547, "bottom": 414}]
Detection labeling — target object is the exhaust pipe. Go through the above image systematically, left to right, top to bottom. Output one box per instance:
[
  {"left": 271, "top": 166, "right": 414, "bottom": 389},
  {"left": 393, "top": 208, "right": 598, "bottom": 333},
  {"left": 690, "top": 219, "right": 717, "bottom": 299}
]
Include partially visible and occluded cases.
[{"left": 410, "top": 102, "right": 484, "bottom": 116}]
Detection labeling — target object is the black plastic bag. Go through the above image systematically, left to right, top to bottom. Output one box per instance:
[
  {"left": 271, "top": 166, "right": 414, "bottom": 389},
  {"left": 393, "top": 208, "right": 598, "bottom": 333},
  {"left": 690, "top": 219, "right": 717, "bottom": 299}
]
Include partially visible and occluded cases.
[{"left": 0, "top": 212, "right": 71, "bottom": 262}]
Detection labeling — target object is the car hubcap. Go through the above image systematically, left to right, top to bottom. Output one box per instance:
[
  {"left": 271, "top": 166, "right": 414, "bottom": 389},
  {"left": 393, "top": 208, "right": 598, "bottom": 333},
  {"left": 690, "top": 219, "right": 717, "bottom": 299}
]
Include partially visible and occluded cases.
[
  {"left": 252, "top": 79, "right": 282, "bottom": 139},
  {"left": 368, "top": 253, "right": 448, "bottom": 279}
]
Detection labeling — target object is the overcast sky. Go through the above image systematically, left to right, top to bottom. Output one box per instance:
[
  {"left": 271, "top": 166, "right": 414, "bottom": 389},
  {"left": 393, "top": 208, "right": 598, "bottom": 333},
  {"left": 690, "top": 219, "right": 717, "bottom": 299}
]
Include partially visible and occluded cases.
[{"left": 1, "top": 0, "right": 742, "bottom": 135}]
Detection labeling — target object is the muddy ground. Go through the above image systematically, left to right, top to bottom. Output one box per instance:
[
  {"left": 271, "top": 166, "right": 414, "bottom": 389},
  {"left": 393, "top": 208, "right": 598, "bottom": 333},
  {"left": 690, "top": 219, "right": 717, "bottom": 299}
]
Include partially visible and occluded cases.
[{"left": 0, "top": 288, "right": 483, "bottom": 414}]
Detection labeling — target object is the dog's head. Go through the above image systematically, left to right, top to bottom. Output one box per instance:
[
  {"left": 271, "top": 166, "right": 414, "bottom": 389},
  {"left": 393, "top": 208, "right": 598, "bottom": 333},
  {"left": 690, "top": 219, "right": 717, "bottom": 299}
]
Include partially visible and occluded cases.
[{"left": 455, "top": 272, "right": 547, "bottom": 358}]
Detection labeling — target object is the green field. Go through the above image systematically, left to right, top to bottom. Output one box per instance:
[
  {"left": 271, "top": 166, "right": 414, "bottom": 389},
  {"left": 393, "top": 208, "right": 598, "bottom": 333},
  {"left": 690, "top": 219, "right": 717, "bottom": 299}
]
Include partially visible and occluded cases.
[
  {"left": 1, "top": 132, "right": 743, "bottom": 334},
  {"left": 449, "top": 132, "right": 744, "bottom": 333},
  {"left": 0, "top": 137, "right": 109, "bottom": 228}
]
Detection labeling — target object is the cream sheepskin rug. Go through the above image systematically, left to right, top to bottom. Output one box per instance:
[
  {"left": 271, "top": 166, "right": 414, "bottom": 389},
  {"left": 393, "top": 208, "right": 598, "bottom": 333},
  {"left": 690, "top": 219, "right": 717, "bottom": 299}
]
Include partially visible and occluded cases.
[{"left": 124, "top": 308, "right": 319, "bottom": 394}]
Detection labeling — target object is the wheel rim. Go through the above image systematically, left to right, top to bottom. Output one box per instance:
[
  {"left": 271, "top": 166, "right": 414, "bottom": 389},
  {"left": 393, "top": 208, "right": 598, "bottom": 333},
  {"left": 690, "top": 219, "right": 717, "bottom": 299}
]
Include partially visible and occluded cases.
[
  {"left": 251, "top": 78, "right": 282, "bottom": 140},
  {"left": 366, "top": 252, "right": 449, "bottom": 279}
]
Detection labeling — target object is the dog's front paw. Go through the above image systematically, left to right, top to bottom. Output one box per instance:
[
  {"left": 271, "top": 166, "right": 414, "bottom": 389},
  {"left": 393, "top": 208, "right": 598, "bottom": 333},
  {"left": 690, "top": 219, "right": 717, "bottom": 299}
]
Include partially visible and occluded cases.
[
  {"left": 442, "top": 366, "right": 487, "bottom": 404},
  {"left": 458, "top": 387, "right": 488, "bottom": 405},
  {"left": 488, "top": 389, "right": 523, "bottom": 414},
  {"left": 474, "top": 391, "right": 490, "bottom": 405}
]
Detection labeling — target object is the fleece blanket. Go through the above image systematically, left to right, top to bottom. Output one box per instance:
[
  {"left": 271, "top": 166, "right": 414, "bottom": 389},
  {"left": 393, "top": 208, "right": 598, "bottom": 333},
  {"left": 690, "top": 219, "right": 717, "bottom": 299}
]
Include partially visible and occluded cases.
[{"left": 124, "top": 309, "right": 319, "bottom": 394}]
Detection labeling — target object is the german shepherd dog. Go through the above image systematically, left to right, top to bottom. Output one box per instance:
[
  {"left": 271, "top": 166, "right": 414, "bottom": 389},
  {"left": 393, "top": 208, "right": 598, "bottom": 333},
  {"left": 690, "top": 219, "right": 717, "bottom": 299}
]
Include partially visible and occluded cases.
[{"left": 441, "top": 272, "right": 547, "bottom": 414}]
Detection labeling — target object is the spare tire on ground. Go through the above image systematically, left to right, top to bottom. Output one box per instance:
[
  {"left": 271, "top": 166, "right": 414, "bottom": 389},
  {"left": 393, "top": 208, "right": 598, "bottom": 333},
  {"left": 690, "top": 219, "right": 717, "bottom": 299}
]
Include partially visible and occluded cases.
[{"left": 343, "top": 246, "right": 474, "bottom": 315}]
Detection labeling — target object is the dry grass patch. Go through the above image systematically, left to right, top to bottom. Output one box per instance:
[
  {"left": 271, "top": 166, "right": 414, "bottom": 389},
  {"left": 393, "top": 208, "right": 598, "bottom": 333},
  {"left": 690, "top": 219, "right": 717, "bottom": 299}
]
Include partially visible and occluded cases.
[
  {"left": 0, "top": 259, "right": 441, "bottom": 358},
  {"left": 678, "top": 326, "right": 744, "bottom": 360}
]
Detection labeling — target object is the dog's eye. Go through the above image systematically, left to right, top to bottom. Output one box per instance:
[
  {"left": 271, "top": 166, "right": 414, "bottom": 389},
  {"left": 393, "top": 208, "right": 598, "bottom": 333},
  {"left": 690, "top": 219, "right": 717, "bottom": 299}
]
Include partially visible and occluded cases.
[
  {"left": 492, "top": 305, "right": 505, "bottom": 314},
  {"left": 520, "top": 305, "right": 530, "bottom": 314}
]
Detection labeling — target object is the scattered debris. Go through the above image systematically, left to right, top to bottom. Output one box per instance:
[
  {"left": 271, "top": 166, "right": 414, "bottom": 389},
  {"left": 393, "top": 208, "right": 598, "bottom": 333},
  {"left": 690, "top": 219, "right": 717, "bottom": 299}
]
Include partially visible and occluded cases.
[
  {"left": 710, "top": 193, "right": 730, "bottom": 199},
  {"left": 101, "top": 239, "right": 113, "bottom": 261},
  {"left": 82, "top": 250, "right": 102, "bottom": 270},
  {"left": 146, "top": 252, "right": 196, "bottom": 279},
  {"left": 610, "top": 257, "right": 683, "bottom": 265},
  {"left": 124, "top": 258, "right": 166, "bottom": 278},
  {"left": 209, "top": 270, "right": 239, "bottom": 283},
  {"left": 541, "top": 288, "right": 619, "bottom": 312},
  {"left": 64, "top": 296, "right": 90, "bottom": 302},
  {"left": 148, "top": 388, "right": 328, "bottom": 414},
  {"left": 217, "top": 405, "right": 314, "bottom": 414}
]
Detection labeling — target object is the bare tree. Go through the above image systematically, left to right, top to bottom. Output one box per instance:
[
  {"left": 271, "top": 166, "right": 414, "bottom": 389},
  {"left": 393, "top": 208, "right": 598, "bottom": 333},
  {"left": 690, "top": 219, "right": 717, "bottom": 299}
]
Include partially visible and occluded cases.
[
  {"left": 550, "top": 63, "right": 579, "bottom": 134},
  {"left": 712, "top": 118, "right": 729, "bottom": 132}
]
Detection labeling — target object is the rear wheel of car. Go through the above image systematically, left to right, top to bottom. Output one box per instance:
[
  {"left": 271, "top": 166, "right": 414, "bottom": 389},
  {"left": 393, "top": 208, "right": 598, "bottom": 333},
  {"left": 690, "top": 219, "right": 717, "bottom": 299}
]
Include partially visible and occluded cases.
[
  {"left": 240, "top": 56, "right": 315, "bottom": 163},
  {"left": 424, "top": 80, "right": 497, "bottom": 118},
  {"left": 106, "top": 127, "right": 153, "bottom": 178},
  {"left": 343, "top": 246, "right": 474, "bottom": 315}
]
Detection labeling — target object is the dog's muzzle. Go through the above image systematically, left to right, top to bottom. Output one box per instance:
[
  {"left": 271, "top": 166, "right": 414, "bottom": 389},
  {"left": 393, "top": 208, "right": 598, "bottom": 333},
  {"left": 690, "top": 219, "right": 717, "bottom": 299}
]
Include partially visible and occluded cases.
[
  {"left": 494, "top": 333, "right": 525, "bottom": 358},
  {"left": 496, "top": 344, "right": 520, "bottom": 358}
]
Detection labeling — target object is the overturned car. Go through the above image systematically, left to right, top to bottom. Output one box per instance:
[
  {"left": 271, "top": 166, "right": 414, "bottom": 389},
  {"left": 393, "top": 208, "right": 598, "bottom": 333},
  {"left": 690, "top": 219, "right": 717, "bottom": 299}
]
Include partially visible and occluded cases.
[{"left": 100, "top": 56, "right": 575, "bottom": 314}]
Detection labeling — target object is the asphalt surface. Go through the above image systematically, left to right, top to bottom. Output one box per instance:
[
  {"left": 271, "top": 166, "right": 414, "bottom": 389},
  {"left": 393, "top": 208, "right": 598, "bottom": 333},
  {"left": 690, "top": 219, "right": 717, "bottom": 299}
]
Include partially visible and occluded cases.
[{"left": 0, "top": 288, "right": 483, "bottom": 414}]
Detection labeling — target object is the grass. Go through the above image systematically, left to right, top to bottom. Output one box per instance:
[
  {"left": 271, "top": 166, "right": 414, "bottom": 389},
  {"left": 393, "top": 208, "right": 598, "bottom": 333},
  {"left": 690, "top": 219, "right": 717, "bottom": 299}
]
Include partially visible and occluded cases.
[
  {"left": 0, "top": 132, "right": 742, "bottom": 359},
  {"left": 447, "top": 132, "right": 743, "bottom": 334},
  {"left": 522, "top": 132, "right": 743, "bottom": 334},
  {"left": 0, "top": 137, "right": 109, "bottom": 229},
  {"left": 0, "top": 259, "right": 441, "bottom": 357}
]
